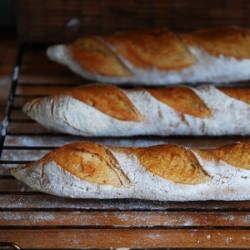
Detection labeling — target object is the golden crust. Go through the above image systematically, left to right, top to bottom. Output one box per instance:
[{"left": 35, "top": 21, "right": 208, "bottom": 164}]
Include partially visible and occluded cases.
[
  {"left": 181, "top": 26, "right": 250, "bottom": 59},
  {"left": 70, "top": 27, "right": 250, "bottom": 75},
  {"left": 105, "top": 29, "right": 196, "bottom": 71},
  {"left": 71, "top": 36, "right": 131, "bottom": 76},
  {"left": 55, "top": 85, "right": 250, "bottom": 121},
  {"left": 62, "top": 85, "right": 142, "bottom": 121},
  {"left": 147, "top": 86, "right": 211, "bottom": 118},
  {"left": 220, "top": 87, "right": 250, "bottom": 105},
  {"left": 37, "top": 142, "right": 250, "bottom": 187},
  {"left": 43, "top": 142, "right": 130, "bottom": 187},
  {"left": 195, "top": 142, "right": 250, "bottom": 170},
  {"left": 212, "top": 143, "right": 250, "bottom": 170},
  {"left": 117, "top": 145, "right": 209, "bottom": 185},
  {"left": 194, "top": 149, "right": 219, "bottom": 163}
]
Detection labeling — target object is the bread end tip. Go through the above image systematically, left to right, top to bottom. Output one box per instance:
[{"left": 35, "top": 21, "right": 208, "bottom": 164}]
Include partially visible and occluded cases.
[{"left": 46, "top": 44, "right": 67, "bottom": 62}]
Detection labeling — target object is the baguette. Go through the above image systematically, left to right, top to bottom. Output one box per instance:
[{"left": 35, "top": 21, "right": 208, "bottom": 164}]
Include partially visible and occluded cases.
[
  {"left": 47, "top": 26, "right": 250, "bottom": 85},
  {"left": 23, "top": 84, "right": 250, "bottom": 136},
  {"left": 11, "top": 141, "right": 250, "bottom": 200}
]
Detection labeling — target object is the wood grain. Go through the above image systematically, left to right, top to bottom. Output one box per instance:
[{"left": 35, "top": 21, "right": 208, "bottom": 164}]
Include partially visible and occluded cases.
[
  {"left": 19, "top": 74, "right": 83, "bottom": 85},
  {"left": 15, "top": 85, "right": 73, "bottom": 96},
  {"left": 8, "top": 122, "right": 50, "bottom": 134},
  {"left": 5, "top": 135, "right": 250, "bottom": 148},
  {"left": 1, "top": 149, "right": 50, "bottom": 161},
  {"left": 0, "top": 179, "right": 32, "bottom": 193},
  {"left": 2, "top": 194, "right": 250, "bottom": 211},
  {"left": 1, "top": 211, "right": 250, "bottom": 227},
  {"left": 0, "top": 229, "right": 250, "bottom": 248}
]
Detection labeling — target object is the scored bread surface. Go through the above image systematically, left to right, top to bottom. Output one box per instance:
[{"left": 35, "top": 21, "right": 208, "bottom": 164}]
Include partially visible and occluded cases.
[
  {"left": 47, "top": 26, "right": 250, "bottom": 85},
  {"left": 181, "top": 26, "right": 250, "bottom": 59},
  {"left": 105, "top": 29, "right": 196, "bottom": 71},
  {"left": 71, "top": 36, "right": 131, "bottom": 77},
  {"left": 23, "top": 84, "right": 250, "bottom": 136},
  {"left": 62, "top": 85, "right": 141, "bottom": 121},
  {"left": 148, "top": 86, "right": 211, "bottom": 118},
  {"left": 220, "top": 87, "right": 250, "bottom": 105},
  {"left": 11, "top": 141, "right": 250, "bottom": 200},
  {"left": 47, "top": 142, "right": 130, "bottom": 187}
]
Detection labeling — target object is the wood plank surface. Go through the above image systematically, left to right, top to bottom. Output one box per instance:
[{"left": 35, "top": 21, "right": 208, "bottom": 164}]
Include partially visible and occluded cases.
[
  {"left": 20, "top": 63, "right": 72, "bottom": 75},
  {"left": 18, "top": 74, "right": 84, "bottom": 85},
  {"left": 15, "top": 85, "right": 71, "bottom": 96},
  {"left": 12, "top": 96, "right": 36, "bottom": 107},
  {"left": 10, "top": 109, "right": 30, "bottom": 120},
  {"left": 8, "top": 122, "right": 51, "bottom": 134},
  {"left": 4, "top": 135, "right": 77, "bottom": 147},
  {"left": 8, "top": 135, "right": 249, "bottom": 147},
  {"left": 1, "top": 149, "right": 49, "bottom": 161},
  {"left": 0, "top": 167, "right": 12, "bottom": 176},
  {"left": 0, "top": 178, "right": 32, "bottom": 193},
  {"left": 2, "top": 194, "right": 250, "bottom": 211},
  {"left": 1, "top": 210, "right": 250, "bottom": 227},
  {"left": 1, "top": 228, "right": 250, "bottom": 248}
]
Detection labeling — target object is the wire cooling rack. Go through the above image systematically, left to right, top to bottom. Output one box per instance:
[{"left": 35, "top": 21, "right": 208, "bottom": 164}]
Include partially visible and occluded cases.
[{"left": 0, "top": 45, "right": 250, "bottom": 249}]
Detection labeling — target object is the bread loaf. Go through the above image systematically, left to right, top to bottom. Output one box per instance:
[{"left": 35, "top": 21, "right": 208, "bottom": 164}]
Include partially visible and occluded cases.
[
  {"left": 47, "top": 27, "right": 250, "bottom": 85},
  {"left": 23, "top": 84, "right": 250, "bottom": 136},
  {"left": 11, "top": 141, "right": 250, "bottom": 200}
]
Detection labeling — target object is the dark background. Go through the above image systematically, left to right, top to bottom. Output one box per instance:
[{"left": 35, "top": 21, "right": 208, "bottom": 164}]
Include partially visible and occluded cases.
[{"left": 0, "top": 0, "right": 16, "bottom": 28}]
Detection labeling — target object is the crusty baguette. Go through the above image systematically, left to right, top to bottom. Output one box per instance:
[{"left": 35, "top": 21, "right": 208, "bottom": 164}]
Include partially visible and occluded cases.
[
  {"left": 47, "top": 26, "right": 250, "bottom": 85},
  {"left": 23, "top": 84, "right": 250, "bottom": 136},
  {"left": 11, "top": 141, "right": 250, "bottom": 200}
]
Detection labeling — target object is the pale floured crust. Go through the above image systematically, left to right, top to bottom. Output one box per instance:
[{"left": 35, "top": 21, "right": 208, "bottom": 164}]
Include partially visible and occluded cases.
[
  {"left": 47, "top": 26, "right": 250, "bottom": 85},
  {"left": 181, "top": 26, "right": 250, "bottom": 59},
  {"left": 105, "top": 29, "right": 196, "bottom": 71},
  {"left": 70, "top": 36, "right": 131, "bottom": 76},
  {"left": 23, "top": 85, "right": 250, "bottom": 136},
  {"left": 62, "top": 85, "right": 142, "bottom": 121},
  {"left": 11, "top": 141, "right": 250, "bottom": 200}
]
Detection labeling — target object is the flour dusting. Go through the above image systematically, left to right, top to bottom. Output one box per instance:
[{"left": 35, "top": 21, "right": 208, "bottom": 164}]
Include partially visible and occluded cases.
[
  {"left": 47, "top": 44, "right": 250, "bottom": 85},
  {"left": 23, "top": 85, "right": 250, "bottom": 136},
  {"left": 11, "top": 144, "right": 250, "bottom": 201}
]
